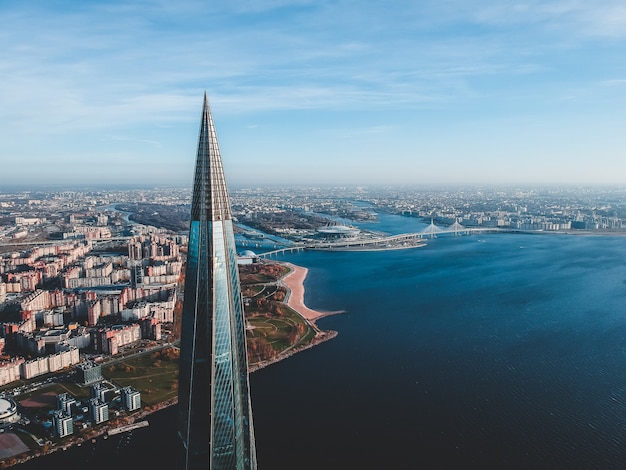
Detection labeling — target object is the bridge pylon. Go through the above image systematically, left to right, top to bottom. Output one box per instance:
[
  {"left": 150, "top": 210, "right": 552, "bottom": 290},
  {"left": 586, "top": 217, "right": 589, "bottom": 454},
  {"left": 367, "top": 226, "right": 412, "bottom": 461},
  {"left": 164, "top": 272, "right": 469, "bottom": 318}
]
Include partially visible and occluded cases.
[
  {"left": 422, "top": 219, "right": 443, "bottom": 238},
  {"left": 449, "top": 220, "right": 465, "bottom": 236}
]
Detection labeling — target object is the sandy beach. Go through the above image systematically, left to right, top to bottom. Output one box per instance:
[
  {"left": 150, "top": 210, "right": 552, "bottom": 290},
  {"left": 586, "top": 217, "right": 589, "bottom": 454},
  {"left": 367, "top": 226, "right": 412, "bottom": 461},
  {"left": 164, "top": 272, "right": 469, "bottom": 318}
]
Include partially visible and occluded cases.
[{"left": 281, "top": 262, "right": 342, "bottom": 323}]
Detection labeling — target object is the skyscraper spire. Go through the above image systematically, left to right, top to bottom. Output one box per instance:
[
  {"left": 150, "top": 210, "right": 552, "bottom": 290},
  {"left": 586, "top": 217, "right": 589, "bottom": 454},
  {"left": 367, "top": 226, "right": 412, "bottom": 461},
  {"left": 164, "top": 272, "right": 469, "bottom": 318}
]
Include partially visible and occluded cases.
[{"left": 177, "top": 93, "right": 257, "bottom": 469}]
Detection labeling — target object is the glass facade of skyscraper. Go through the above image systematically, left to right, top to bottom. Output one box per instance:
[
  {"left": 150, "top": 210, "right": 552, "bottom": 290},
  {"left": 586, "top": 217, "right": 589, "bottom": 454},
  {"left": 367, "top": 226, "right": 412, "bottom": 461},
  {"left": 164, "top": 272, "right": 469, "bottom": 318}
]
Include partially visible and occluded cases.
[{"left": 177, "top": 94, "right": 256, "bottom": 470}]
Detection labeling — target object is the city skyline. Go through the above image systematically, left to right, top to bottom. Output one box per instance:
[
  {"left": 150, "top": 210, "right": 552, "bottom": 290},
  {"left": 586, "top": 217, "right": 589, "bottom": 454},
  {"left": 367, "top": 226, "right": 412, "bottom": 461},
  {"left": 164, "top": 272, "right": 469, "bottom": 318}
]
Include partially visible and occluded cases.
[{"left": 2, "top": 1, "right": 626, "bottom": 187}]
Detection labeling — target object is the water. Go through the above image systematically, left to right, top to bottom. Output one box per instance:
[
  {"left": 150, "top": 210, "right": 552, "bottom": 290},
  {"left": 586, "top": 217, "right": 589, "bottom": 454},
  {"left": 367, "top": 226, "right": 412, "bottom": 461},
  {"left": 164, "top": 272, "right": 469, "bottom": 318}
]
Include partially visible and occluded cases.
[
  {"left": 15, "top": 214, "right": 626, "bottom": 469},
  {"left": 253, "top": 233, "right": 626, "bottom": 469}
]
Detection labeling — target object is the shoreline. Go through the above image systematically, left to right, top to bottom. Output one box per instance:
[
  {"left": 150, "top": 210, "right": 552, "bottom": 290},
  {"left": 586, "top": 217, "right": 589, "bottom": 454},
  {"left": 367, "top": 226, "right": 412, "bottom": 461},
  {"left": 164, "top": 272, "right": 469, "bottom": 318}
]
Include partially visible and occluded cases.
[
  {"left": 248, "top": 261, "right": 342, "bottom": 372},
  {"left": 6, "top": 262, "right": 339, "bottom": 467},
  {"left": 280, "top": 262, "right": 345, "bottom": 324}
]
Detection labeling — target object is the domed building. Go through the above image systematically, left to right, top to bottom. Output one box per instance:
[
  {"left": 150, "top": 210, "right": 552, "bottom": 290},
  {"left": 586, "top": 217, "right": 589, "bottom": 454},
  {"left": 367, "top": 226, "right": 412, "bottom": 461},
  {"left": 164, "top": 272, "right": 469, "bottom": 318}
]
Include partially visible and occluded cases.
[
  {"left": 237, "top": 250, "right": 258, "bottom": 265},
  {"left": 0, "top": 397, "right": 20, "bottom": 425}
]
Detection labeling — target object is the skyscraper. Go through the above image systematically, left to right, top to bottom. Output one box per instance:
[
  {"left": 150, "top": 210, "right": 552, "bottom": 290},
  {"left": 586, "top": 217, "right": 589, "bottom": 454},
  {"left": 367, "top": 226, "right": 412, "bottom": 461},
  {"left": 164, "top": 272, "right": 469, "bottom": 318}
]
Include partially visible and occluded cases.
[{"left": 177, "top": 93, "right": 257, "bottom": 469}]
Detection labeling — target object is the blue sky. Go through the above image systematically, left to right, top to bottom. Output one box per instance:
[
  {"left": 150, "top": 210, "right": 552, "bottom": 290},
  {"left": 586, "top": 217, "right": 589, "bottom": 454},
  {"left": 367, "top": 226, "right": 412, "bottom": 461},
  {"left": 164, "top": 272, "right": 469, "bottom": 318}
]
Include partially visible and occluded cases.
[{"left": 1, "top": 0, "right": 626, "bottom": 188}]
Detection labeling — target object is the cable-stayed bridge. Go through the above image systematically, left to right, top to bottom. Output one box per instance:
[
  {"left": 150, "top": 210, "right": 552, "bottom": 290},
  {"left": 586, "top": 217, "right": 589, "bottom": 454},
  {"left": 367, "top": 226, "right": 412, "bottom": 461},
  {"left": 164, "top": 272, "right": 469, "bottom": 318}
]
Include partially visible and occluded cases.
[{"left": 257, "top": 223, "right": 498, "bottom": 258}]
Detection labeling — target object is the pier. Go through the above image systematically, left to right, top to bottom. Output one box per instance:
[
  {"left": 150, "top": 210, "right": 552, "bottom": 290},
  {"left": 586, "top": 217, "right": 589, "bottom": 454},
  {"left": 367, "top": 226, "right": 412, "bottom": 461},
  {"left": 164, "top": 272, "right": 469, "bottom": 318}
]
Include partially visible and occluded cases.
[{"left": 107, "top": 420, "right": 150, "bottom": 436}]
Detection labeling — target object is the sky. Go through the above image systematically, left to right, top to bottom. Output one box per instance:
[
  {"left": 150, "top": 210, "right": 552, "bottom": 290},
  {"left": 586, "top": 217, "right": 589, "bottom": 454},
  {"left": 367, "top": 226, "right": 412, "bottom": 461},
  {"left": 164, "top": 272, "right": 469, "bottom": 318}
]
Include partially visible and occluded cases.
[{"left": 1, "top": 0, "right": 626, "bottom": 188}]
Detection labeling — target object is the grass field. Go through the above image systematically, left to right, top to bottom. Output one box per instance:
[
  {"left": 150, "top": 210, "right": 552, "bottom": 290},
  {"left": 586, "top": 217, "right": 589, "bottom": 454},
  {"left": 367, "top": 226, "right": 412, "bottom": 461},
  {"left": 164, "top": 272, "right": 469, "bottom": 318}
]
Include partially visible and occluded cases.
[
  {"left": 247, "top": 305, "right": 316, "bottom": 364},
  {"left": 102, "top": 349, "right": 179, "bottom": 407}
]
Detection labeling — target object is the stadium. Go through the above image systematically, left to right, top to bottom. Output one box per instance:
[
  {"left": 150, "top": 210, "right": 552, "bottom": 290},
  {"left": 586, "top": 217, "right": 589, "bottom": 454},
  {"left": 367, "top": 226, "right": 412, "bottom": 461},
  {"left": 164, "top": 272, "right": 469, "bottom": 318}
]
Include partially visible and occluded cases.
[{"left": 316, "top": 224, "right": 360, "bottom": 239}]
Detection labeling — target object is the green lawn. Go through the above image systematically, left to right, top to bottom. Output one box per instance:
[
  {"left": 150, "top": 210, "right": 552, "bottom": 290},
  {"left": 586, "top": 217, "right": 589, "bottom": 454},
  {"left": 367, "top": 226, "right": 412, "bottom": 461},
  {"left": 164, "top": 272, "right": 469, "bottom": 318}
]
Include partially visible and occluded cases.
[
  {"left": 247, "top": 306, "right": 316, "bottom": 359},
  {"left": 102, "top": 350, "right": 179, "bottom": 406}
]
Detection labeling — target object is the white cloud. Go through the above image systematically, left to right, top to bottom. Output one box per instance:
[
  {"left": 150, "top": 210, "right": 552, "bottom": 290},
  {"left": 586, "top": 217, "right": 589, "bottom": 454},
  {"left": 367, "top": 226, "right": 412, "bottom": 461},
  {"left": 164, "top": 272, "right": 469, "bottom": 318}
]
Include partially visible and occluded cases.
[
  {"left": 1, "top": 0, "right": 626, "bottom": 185},
  {"left": 601, "top": 79, "right": 626, "bottom": 86}
]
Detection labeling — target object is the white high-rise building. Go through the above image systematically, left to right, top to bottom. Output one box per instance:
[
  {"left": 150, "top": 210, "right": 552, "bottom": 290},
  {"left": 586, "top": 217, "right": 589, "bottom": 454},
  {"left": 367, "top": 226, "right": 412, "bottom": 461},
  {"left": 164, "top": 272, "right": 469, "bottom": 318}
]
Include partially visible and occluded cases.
[
  {"left": 120, "top": 386, "right": 142, "bottom": 411},
  {"left": 89, "top": 398, "right": 109, "bottom": 424},
  {"left": 53, "top": 410, "right": 73, "bottom": 437}
]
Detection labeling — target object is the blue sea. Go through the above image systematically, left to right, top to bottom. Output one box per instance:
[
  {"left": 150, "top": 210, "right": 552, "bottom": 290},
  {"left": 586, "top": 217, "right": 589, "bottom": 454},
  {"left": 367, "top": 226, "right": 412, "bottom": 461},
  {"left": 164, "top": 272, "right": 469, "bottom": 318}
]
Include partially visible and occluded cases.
[{"left": 16, "top": 212, "right": 626, "bottom": 469}]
